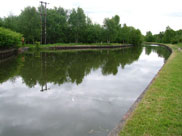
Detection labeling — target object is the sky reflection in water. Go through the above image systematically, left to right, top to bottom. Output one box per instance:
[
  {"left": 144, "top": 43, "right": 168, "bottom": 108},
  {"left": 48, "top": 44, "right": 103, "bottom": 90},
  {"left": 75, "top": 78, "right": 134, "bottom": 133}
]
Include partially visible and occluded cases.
[{"left": 0, "top": 45, "right": 170, "bottom": 136}]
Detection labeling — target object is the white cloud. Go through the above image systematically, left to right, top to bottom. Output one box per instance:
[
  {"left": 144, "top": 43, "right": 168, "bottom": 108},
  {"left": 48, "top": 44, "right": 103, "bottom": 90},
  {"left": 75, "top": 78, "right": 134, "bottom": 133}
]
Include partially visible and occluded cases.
[{"left": 0, "top": 0, "right": 182, "bottom": 34}]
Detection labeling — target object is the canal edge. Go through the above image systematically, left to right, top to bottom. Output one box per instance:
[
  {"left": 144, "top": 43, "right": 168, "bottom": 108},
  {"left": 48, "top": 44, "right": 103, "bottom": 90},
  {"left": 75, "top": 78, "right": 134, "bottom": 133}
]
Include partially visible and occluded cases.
[
  {"left": 48, "top": 44, "right": 134, "bottom": 50},
  {"left": 107, "top": 44, "right": 173, "bottom": 136}
]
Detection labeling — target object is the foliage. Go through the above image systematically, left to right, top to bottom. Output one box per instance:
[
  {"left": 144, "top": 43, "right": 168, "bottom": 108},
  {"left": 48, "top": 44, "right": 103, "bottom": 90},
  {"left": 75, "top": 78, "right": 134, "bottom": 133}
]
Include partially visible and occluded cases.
[
  {"left": 0, "top": 6, "right": 143, "bottom": 45},
  {"left": 18, "top": 7, "right": 40, "bottom": 44},
  {"left": 46, "top": 7, "right": 68, "bottom": 43},
  {"left": 69, "top": 8, "right": 86, "bottom": 43},
  {"left": 2, "top": 15, "right": 19, "bottom": 31},
  {"left": 104, "top": 15, "right": 121, "bottom": 43},
  {"left": 0, "top": 17, "right": 4, "bottom": 27},
  {"left": 117, "top": 24, "right": 143, "bottom": 45},
  {"left": 145, "top": 26, "right": 182, "bottom": 44},
  {"left": 162, "top": 26, "right": 176, "bottom": 43},
  {"left": 0, "top": 27, "right": 22, "bottom": 48},
  {"left": 128, "top": 28, "right": 143, "bottom": 45},
  {"left": 145, "top": 31, "right": 155, "bottom": 42},
  {"left": 35, "top": 41, "right": 40, "bottom": 50},
  {"left": 17, "top": 47, "right": 142, "bottom": 87},
  {"left": 0, "top": 57, "right": 19, "bottom": 83}
]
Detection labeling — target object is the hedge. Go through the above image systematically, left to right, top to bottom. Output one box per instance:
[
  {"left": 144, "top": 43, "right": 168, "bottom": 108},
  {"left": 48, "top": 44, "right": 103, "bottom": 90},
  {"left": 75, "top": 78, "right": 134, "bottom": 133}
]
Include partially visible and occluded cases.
[{"left": 0, "top": 27, "right": 22, "bottom": 49}]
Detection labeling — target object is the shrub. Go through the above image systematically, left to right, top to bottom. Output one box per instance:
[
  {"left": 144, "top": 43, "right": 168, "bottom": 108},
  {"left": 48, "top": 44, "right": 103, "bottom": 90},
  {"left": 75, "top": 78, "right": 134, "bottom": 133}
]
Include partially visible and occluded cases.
[
  {"left": 0, "top": 27, "right": 22, "bottom": 49},
  {"left": 171, "top": 39, "right": 178, "bottom": 44},
  {"left": 35, "top": 41, "right": 40, "bottom": 50}
]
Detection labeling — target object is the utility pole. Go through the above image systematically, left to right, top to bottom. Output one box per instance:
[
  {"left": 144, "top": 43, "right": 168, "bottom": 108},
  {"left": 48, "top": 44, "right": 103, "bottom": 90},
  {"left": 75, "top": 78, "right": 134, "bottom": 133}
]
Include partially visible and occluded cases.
[
  {"left": 40, "top": 1, "right": 49, "bottom": 45},
  {"left": 40, "top": 1, "right": 43, "bottom": 44},
  {"left": 44, "top": 2, "right": 48, "bottom": 44}
]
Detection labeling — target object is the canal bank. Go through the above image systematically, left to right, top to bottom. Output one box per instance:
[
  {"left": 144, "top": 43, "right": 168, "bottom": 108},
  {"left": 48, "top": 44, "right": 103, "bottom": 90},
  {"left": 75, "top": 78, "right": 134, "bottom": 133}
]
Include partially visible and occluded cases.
[
  {"left": 0, "top": 44, "right": 170, "bottom": 136},
  {"left": 1, "top": 44, "right": 131, "bottom": 62},
  {"left": 23, "top": 44, "right": 134, "bottom": 51},
  {"left": 48, "top": 44, "right": 133, "bottom": 50},
  {"left": 118, "top": 44, "right": 182, "bottom": 136},
  {"left": 0, "top": 49, "right": 17, "bottom": 63}
]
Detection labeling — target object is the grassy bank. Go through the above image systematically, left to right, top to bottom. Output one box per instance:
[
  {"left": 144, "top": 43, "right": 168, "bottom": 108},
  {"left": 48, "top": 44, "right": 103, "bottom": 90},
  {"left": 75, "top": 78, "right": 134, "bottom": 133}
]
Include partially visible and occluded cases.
[
  {"left": 22, "top": 43, "right": 126, "bottom": 49},
  {"left": 120, "top": 44, "right": 182, "bottom": 136}
]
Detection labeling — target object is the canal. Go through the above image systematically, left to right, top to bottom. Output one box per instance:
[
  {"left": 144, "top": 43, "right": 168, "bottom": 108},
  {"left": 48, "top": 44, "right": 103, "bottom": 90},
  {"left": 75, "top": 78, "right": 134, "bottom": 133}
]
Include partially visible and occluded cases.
[{"left": 0, "top": 44, "right": 171, "bottom": 136}]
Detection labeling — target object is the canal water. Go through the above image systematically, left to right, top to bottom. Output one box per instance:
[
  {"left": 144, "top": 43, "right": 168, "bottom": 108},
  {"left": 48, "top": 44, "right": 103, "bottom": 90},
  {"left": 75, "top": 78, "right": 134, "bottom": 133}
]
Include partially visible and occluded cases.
[{"left": 0, "top": 45, "right": 170, "bottom": 136}]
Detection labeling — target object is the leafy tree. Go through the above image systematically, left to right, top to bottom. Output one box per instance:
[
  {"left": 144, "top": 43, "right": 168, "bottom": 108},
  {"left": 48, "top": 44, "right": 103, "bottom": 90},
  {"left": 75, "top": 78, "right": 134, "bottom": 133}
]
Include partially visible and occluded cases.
[
  {"left": 0, "top": 6, "right": 144, "bottom": 45},
  {"left": 18, "top": 7, "right": 40, "bottom": 43},
  {"left": 46, "top": 7, "right": 68, "bottom": 43},
  {"left": 68, "top": 7, "right": 86, "bottom": 43},
  {"left": 2, "top": 15, "right": 19, "bottom": 32},
  {"left": 103, "top": 15, "right": 121, "bottom": 43},
  {"left": 0, "top": 18, "right": 3, "bottom": 27},
  {"left": 84, "top": 23, "right": 104, "bottom": 43},
  {"left": 116, "top": 24, "right": 143, "bottom": 45},
  {"left": 117, "top": 24, "right": 130, "bottom": 43},
  {"left": 145, "top": 26, "right": 182, "bottom": 44},
  {"left": 162, "top": 26, "right": 176, "bottom": 43},
  {"left": 129, "top": 27, "right": 143, "bottom": 45},
  {"left": 175, "top": 30, "right": 182, "bottom": 43},
  {"left": 145, "top": 31, "right": 155, "bottom": 42},
  {"left": 154, "top": 32, "right": 164, "bottom": 43}
]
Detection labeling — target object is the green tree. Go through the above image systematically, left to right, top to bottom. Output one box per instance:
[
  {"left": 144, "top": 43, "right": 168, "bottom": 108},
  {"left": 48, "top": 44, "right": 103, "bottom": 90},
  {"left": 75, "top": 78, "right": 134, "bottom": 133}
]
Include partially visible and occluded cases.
[
  {"left": 0, "top": 6, "right": 144, "bottom": 45},
  {"left": 18, "top": 7, "right": 40, "bottom": 43},
  {"left": 46, "top": 7, "right": 68, "bottom": 43},
  {"left": 68, "top": 7, "right": 86, "bottom": 43},
  {"left": 2, "top": 15, "right": 19, "bottom": 32},
  {"left": 103, "top": 15, "right": 121, "bottom": 43},
  {"left": 0, "top": 17, "right": 4, "bottom": 27},
  {"left": 84, "top": 22, "right": 104, "bottom": 43},
  {"left": 117, "top": 24, "right": 130, "bottom": 43},
  {"left": 163, "top": 26, "right": 176, "bottom": 43},
  {"left": 129, "top": 27, "right": 143, "bottom": 45},
  {"left": 175, "top": 30, "right": 182, "bottom": 43},
  {"left": 145, "top": 31, "right": 155, "bottom": 42},
  {"left": 154, "top": 32, "right": 164, "bottom": 43}
]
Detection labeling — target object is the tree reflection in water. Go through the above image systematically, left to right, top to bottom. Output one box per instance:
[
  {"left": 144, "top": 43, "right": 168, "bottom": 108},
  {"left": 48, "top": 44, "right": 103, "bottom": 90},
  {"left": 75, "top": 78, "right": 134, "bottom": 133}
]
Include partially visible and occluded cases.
[{"left": 0, "top": 45, "right": 170, "bottom": 91}]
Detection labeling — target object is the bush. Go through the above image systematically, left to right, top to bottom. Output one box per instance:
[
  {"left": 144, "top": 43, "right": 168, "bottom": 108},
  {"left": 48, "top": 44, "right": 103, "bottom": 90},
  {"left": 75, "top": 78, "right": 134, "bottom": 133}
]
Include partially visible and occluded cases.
[
  {"left": 0, "top": 27, "right": 22, "bottom": 49},
  {"left": 129, "top": 28, "right": 143, "bottom": 45},
  {"left": 171, "top": 39, "right": 178, "bottom": 44},
  {"left": 35, "top": 41, "right": 40, "bottom": 50}
]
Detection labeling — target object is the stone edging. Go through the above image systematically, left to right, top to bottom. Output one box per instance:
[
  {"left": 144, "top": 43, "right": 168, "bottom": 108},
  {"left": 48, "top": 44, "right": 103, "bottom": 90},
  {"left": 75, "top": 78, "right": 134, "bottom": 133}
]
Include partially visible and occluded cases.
[
  {"left": 49, "top": 44, "right": 133, "bottom": 50},
  {"left": 107, "top": 44, "right": 172, "bottom": 136},
  {"left": 0, "top": 48, "right": 17, "bottom": 61}
]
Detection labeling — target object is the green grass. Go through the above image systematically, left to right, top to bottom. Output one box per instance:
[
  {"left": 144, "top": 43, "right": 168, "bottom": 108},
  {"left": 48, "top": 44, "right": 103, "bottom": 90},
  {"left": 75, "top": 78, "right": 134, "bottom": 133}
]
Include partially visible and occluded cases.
[
  {"left": 21, "top": 42, "right": 126, "bottom": 49},
  {"left": 177, "top": 43, "right": 182, "bottom": 48},
  {"left": 120, "top": 44, "right": 182, "bottom": 136}
]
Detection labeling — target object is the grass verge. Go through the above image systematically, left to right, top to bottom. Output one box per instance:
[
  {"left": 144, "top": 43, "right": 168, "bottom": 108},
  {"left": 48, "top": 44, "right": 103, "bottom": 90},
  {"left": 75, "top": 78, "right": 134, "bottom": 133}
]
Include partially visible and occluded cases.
[
  {"left": 21, "top": 43, "right": 127, "bottom": 49},
  {"left": 22, "top": 43, "right": 124, "bottom": 48},
  {"left": 120, "top": 44, "right": 182, "bottom": 136}
]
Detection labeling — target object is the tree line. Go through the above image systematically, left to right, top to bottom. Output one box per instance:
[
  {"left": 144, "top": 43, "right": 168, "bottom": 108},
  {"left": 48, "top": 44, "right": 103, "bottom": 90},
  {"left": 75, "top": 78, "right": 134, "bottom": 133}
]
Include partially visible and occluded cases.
[
  {"left": 0, "top": 6, "right": 143, "bottom": 45},
  {"left": 145, "top": 26, "right": 182, "bottom": 44}
]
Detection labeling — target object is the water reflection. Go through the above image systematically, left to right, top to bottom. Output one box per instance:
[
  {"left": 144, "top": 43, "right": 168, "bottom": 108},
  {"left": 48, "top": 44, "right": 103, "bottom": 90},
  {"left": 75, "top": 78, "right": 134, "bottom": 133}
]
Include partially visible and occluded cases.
[
  {"left": 0, "top": 45, "right": 170, "bottom": 136},
  {"left": 145, "top": 45, "right": 171, "bottom": 60},
  {"left": 0, "top": 46, "right": 170, "bottom": 90},
  {"left": 18, "top": 46, "right": 143, "bottom": 90},
  {"left": 0, "top": 57, "right": 19, "bottom": 84}
]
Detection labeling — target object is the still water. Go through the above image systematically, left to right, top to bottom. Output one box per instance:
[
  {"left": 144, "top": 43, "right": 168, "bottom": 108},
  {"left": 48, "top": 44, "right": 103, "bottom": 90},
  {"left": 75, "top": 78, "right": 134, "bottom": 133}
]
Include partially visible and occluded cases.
[{"left": 0, "top": 45, "right": 170, "bottom": 136}]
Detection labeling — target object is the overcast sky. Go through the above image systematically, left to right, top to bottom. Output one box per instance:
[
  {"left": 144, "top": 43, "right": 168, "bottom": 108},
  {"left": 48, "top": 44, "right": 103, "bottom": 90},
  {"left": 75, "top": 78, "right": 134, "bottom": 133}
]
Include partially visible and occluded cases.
[{"left": 0, "top": 0, "right": 182, "bottom": 34}]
